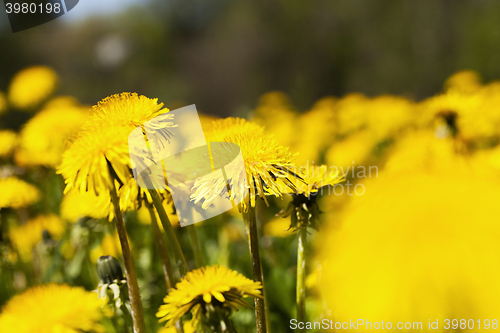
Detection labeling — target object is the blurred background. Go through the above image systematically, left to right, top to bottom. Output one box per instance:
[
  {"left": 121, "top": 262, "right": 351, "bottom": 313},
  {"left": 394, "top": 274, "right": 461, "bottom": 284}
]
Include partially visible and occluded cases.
[
  {"left": 2, "top": 0, "right": 500, "bottom": 120},
  {"left": 4, "top": 1, "right": 500, "bottom": 332}
]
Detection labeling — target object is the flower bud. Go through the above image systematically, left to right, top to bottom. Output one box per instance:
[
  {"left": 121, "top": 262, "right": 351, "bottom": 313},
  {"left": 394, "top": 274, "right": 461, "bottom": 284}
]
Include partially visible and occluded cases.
[{"left": 97, "top": 255, "right": 124, "bottom": 284}]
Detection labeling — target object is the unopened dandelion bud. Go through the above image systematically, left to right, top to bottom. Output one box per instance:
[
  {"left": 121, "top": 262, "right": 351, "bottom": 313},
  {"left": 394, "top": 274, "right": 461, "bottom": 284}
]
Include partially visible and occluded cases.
[{"left": 97, "top": 255, "right": 124, "bottom": 284}]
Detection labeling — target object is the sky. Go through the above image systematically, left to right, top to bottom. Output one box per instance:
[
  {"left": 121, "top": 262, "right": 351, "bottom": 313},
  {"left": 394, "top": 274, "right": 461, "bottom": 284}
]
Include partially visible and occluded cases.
[{"left": 61, "top": 0, "right": 145, "bottom": 22}]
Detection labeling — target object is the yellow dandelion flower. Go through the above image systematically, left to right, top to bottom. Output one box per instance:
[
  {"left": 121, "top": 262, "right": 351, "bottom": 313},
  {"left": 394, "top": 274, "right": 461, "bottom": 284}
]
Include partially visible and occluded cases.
[
  {"left": 8, "top": 66, "right": 58, "bottom": 110},
  {"left": 445, "top": 69, "right": 482, "bottom": 93},
  {"left": 0, "top": 91, "right": 7, "bottom": 114},
  {"left": 252, "top": 91, "right": 298, "bottom": 148},
  {"left": 85, "top": 92, "right": 167, "bottom": 128},
  {"left": 58, "top": 93, "right": 175, "bottom": 218},
  {"left": 336, "top": 93, "right": 369, "bottom": 137},
  {"left": 44, "top": 95, "right": 80, "bottom": 109},
  {"left": 364, "top": 95, "right": 415, "bottom": 141},
  {"left": 293, "top": 97, "right": 336, "bottom": 165},
  {"left": 15, "top": 106, "right": 88, "bottom": 167},
  {"left": 198, "top": 117, "right": 301, "bottom": 209},
  {"left": 58, "top": 124, "right": 133, "bottom": 196},
  {"left": 383, "top": 129, "right": 462, "bottom": 174},
  {"left": 0, "top": 130, "right": 17, "bottom": 158},
  {"left": 325, "top": 130, "right": 377, "bottom": 171},
  {"left": 277, "top": 165, "right": 344, "bottom": 231},
  {"left": 290, "top": 165, "right": 344, "bottom": 197},
  {"left": 317, "top": 172, "right": 500, "bottom": 329},
  {"left": 0, "top": 176, "right": 39, "bottom": 209},
  {"left": 60, "top": 190, "right": 111, "bottom": 222},
  {"left": 10, "top": 214, "right": 65, "bottom": 261},
  {"left": 264, "top": 216, "right": 292, "bottom": 237},
  {"left": 90, "top": 233, "right": 122, "bottom": 264},
  {"left": 157, "top": 265, "right": 262, "bottom": 328},
  {"left": 0, "top": 284, "right": 103, "bottom": 333}
]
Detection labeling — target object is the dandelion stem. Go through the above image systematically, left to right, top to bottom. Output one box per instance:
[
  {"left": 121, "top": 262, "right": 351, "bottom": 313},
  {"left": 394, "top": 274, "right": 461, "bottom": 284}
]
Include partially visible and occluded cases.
[
  {"left": 109, "top": 184, "right": 146, "bottom": 333},
  {"left": 148, "top": 189, "right": 189, "bottom": 277},
  {"left": 147, "top": 205, "right": 175, "bottom": 290},
  {"left": 243, "top": 205, "right": 267, "bottom": 333},
  {"left": 146, "top": 206, "right": 185, "bottom": 333},
  {"left": 187, "top": 224, "right": 204, "bottom": 268},
  {"left": 296, "top": 226, "right": 307, "bottom": 330}
]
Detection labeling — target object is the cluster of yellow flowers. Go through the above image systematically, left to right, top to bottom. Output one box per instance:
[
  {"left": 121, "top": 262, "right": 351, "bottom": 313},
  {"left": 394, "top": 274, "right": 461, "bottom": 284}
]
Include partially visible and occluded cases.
[{"left": 2, "top": 65, "right": 500, "bottom": 332}]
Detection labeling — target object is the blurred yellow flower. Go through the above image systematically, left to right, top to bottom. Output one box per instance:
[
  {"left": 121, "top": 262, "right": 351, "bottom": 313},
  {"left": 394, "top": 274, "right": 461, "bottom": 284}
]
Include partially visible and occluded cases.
[
  {"left": 8, "top": 66, "right": 58, "bottom": 110},
  {"left": 444, "top": 70, "right": 482, "bottom": 93},
  {"left": 0, "top": 91, "right": 7, "bottom": 114},
  {"left": 252, "top": 91, "right": 298, "bottom": 148},
  {"left": 336, "top": 93, "right": 369, "bottom": 137},
  {"left": 44, "top": 95, "right": 80, "bottom": 109},
  {"left": 364, "top": 95, "right": 415, "bottom": 141},
  {"left": 293, "top": 97, "right": 336, "bottom": 165},
  {"left": 15, "top": 106, "right": 88, "bottom": 167},
  {"left": 200, "top": 117, "right": 300, "bottom": 209},
  {"left": 384, "top": 129, "right": 460, "bottom": 174},
  {"left": 0, "top": 130, "right": 17, "bottom": 158},
  {"left": 325, "top": 130, "right": 376, "bottom": 171},
  {"left": 318, "top": 172, "right": 500, "bottom": 329},
  {"left": 0, "top": 176, "right": 39, "bottom": 209},
  {"left": 60, "top": 190, "right": 111, "bottom": 222},
  {"left": 10, "top": 214, "right": 65, "bottom": 261},
  {"left": 264, "top": 216, "right": 292, "bottom": 237},
  {"left": 90, "top": 233, "right": 122, "bottom": 264},
  {"left": 157, "top": 265, "right": 262, "bottom": 328},
  {"left": 0, "top": 284, "right": 103, "bottom": 333}
]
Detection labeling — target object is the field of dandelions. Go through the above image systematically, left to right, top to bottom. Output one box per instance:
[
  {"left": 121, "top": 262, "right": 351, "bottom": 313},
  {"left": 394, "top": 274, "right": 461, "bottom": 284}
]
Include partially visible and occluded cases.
[{"left": 2, "top": 65, "right": 500, "bottom": 333}]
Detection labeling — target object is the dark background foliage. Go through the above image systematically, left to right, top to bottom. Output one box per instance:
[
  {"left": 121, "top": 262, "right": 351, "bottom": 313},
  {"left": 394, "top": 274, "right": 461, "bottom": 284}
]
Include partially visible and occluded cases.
[{"left": 2, "top": 0, "right": 500, "bottom": 117}]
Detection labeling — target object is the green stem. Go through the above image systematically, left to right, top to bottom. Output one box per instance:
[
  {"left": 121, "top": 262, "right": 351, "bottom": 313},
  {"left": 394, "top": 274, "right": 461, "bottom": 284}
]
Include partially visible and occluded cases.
[
  {"left": 109, "top": 184, "right": 146, "bottom": 333},
  {"left": 148, "top": 189, "right": 188, "bottom": 277},
  {"left": 147, "top": 205, "right": 175, "bottom": 290},
  {"left": 243, "top": 205, "right": 267, "bottom": 333},
  {"left": 147, "top": 207, "right": 184, "bottom": 333},
  {"left": 187, "top": 224, "right": 204, "bottom": 268},
  {"left": 296, "top": 227, "right": 307, "bottom": 330},
  {"left": 120, "top": 303, "right": 134, "bottom": 333}
]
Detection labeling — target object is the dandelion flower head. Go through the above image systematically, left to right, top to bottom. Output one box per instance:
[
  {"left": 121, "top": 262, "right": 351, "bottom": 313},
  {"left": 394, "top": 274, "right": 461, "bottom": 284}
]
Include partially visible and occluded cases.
[
  {"left": 8, "top": 66, "right": 58, "bottom": 110},
  {"left": 444, "top": 70, "right": 482, "bottom": 93},
  {"left": 85, "top": 92, "right": 168, "bottom": 128},
  {"left": 58, "top": 93, "right": 174, "bottom": 219},
  {"left": 16, "top": 106, "right": 88, "bottom": 167},
  {"left": 198, "top": 117, "right": 301, "bottom": 209},
  {"left": 0, "top": 130, "right": 17, "bottom": 158},
  {"left": 289, "top": 165, "right": 344, "bottom": 197},
  {"left": 317, "top": 172, "right": 500, "bottom": 328},
  {"left": 0, "top": 176, "right": 39, "bottom": 209},
  {"left": 60, "top": 190, "right": 111, "bottom": 223},
  {"left": 10, "top": 214, "right": 65, "bottom": 261},
  {"left": 157, "top": 265, "right": 262, "bottom": 327},
  {"left": 0, "top": 284, "right": 103, "bottom": 333}
]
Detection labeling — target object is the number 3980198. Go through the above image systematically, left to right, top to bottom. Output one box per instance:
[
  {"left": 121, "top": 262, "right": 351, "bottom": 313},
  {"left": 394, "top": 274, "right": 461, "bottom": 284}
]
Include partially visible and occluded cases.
[
  {"left": 5, "top": 3, "right": 61, "bottom": 14},
  {"left": 444, "top": 319, "right": 499, "bottom": 330}
]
